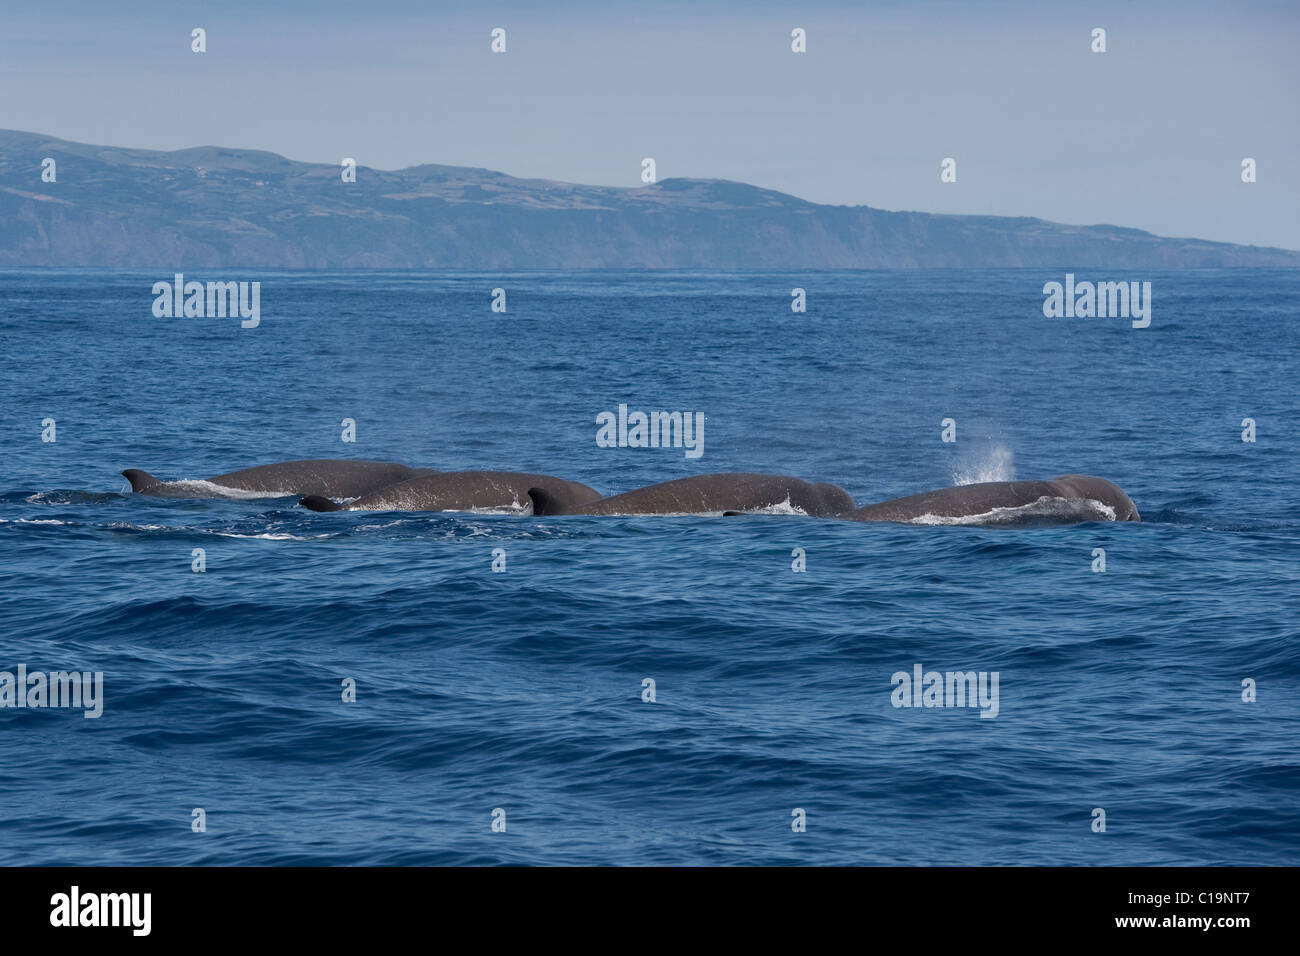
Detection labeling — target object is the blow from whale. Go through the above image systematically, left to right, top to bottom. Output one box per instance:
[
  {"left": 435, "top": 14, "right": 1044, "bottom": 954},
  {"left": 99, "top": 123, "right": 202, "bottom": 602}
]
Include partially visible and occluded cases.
[
  {"left": 122, "top": 460, "right": 435, "bottom": 500},
  {"left": 299, "top": 471, "right": 601, "bottom": 513},
  {"left": 527, "top": 473, "right": 855, "bottom": 517},
  {"left": 841, "top": 474, "right": 1140, "bottom": 525}
]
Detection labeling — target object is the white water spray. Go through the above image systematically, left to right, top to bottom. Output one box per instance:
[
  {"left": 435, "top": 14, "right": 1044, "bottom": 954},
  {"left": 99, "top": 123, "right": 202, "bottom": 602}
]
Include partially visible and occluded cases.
[{"left": 952, "top": 444, "right": 1015, "bottom": 486}]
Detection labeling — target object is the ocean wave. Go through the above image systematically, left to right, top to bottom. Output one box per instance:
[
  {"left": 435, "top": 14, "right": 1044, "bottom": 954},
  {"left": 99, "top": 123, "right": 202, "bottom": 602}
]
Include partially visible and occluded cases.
[{"left": 16, "top": 490, "right": 123, "bottom": 505}]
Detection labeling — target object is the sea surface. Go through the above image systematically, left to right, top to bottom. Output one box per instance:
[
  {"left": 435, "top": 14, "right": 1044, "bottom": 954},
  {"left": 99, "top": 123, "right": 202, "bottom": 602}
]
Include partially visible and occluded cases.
[{"left": 0, "top": 268, "right": 1296, "bottom": 865}]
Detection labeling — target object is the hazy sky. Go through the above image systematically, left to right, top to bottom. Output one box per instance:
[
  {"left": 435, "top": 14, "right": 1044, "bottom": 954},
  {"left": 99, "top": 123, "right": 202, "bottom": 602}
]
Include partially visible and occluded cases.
[{"left": 4, "top": 0, "right": 1297, "bottom": 249}]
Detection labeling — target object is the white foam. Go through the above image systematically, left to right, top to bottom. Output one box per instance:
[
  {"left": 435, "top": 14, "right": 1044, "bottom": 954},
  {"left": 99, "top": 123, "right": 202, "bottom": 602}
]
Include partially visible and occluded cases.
[
  {"left": 153, "top": 480, "right": 286, "bottom": 500},
  {"left": 908, "top": 495, "right": 1117, "bottom": 526},
  {"left": 343, "top": 496, "right": 530, "bottom": 515},
  {"left": 751, "top": 496, "right": 810, "bottom": 516},
  {"left": 463, "top": 499, "right": 531, "bottom": 515},
  {"left": 591, "top": 506, "right": 809, "bottom": 518},
  {"left": 596, "top": 510, "right": 723, "bottom": 517},
  {"left": 105, "top": 521, "right": 326, "bottom": 540},
  {"left": 212, "top": 531, "right": 325, "bottom": 540}
]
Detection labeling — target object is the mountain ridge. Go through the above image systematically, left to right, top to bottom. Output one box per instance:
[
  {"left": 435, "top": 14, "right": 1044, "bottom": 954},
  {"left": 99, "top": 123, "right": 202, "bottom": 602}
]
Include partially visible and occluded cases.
[{"left": 2, "top": 129, "right": 1296, "bottom": 269}]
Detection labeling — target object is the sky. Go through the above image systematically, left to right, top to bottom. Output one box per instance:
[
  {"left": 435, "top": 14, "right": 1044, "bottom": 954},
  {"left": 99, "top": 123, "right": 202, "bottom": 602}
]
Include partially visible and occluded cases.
[{"left": 3, "top": 0, "right": 1297, "bottom": 249}]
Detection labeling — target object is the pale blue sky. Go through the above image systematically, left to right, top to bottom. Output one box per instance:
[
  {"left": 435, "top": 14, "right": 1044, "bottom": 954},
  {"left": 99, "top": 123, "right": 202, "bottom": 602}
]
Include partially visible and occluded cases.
[{"left": 3, "top": 0, "right": 1297, "bottom": 249}]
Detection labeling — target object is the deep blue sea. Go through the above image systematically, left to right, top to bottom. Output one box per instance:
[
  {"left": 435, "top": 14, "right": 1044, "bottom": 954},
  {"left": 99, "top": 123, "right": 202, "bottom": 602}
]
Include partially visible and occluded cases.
[{"left": 0, "top": 269, "right": 1296, "bottom": 865}]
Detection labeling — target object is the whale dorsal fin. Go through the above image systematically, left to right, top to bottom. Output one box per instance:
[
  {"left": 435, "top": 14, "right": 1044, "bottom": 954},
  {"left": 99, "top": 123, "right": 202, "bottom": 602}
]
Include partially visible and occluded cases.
[
  {"left": 121, "top": 469, "right": 160, "bottom": 493},
  {"left": 527, "top": 486, "right": 564, "bottom": 516}
]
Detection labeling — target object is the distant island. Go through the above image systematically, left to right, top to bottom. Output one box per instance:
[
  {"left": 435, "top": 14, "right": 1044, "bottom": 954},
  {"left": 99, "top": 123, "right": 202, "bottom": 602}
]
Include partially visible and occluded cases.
[{"left": 2, "top": 129, "right": 1297, "bottom": 269}]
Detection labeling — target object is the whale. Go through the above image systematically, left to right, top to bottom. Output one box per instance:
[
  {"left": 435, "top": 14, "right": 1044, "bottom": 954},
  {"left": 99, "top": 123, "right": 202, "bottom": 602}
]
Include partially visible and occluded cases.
[
  {"left": 122, "top": 460, "right": 436, "bottom": 500},
  {"left": 299, "top": 471, "right": 602, "bottom": 513},
  {"left": 527, "top": 473, "right": 855, "bottom": 517},
  {"left": 841, "top": 474, "right": 1140, "bottom": 525}
]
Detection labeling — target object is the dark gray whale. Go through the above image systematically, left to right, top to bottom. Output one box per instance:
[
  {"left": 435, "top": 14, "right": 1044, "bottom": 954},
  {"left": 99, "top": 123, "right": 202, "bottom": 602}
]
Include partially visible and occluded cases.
[
  {"left": 122, "top": 460, "right": 435, "bottom": 500},
  {"left": 299, "top": 471, "right": 601, "bottom": 513},
  {"left": 527, "top": 473, "right": 855, "bottom": 517},
  {"left": 842, "top": 474, "right": 1140, "bottom": 524}
]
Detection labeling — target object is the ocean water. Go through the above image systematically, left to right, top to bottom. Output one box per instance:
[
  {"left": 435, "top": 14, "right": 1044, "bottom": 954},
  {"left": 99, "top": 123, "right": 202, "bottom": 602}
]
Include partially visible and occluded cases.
[{"left": 0, "top": 268, "right": 1296, "bottom": 866}]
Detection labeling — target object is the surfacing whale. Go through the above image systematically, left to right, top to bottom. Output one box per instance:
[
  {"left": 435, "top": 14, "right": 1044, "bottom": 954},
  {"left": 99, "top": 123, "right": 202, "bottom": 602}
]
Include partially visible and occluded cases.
[
  {"left": 122, "top": 460, "right": 435, "bottom": 500},
  {"left": 299, "top": 471, "right": 601, "bottom": 513},
  {"left": 527, "top": 473, "right": 855, "bottom": 517},
  {"left": 842, "top": 474, "right": 1139, "bottom": 525}
]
